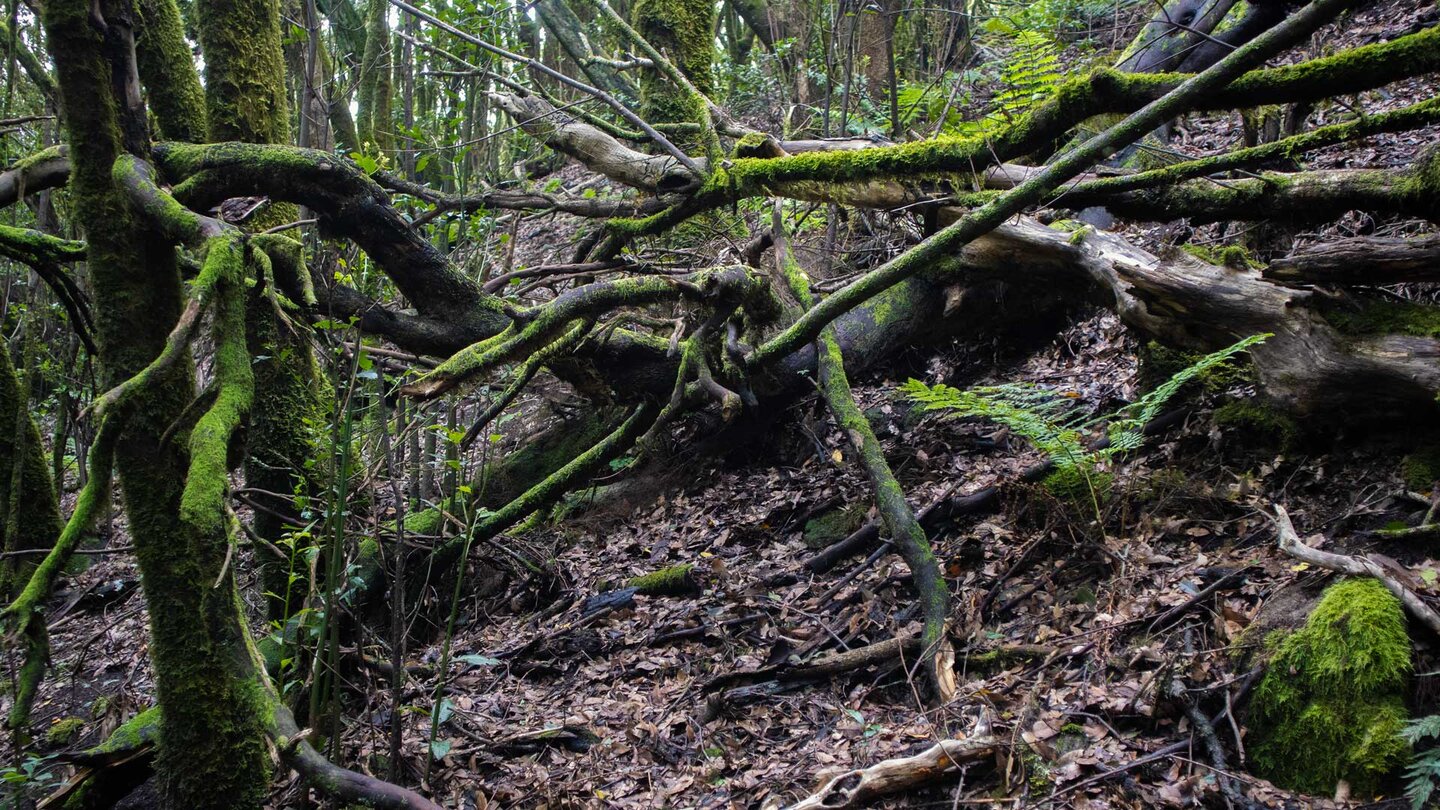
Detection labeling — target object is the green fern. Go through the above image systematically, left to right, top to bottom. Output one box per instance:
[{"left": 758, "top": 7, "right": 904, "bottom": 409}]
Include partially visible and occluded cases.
[
  {"left": 990, "top": 31, "right": 1062, "bottom": 121},
  {"left": 1093, "top": 332, "right": 1271, "bottom": 454},
  {"left": 903, "top": 333, "right": 1271, "bottom": 471},
  {"left": 903, "top": 379, "right": 1091, "bottom": 469},
  {"left": 1404, "top": 715, "right": 1440, "bottom": 809}
]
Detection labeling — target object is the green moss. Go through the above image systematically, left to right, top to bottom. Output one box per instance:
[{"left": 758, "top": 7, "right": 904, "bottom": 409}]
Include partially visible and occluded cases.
[
  {"left": 43, "top": 0, "right": 273, "bottom": 803},
  {"left": 134, "top": 0, "right": 208, "bottom": 142},
  {"left": 196, "top": 0, "right": 289, "bottom": 144},
  {"left": 632, "top": 0, "right": 714, "bottom": 145},
  {"left": 1181, "top": 242, "right": 1262, "bottom": 270},
  {"left": 1325, "top": 298, "right": 1440, "bottom": 340},
  {"left": 1213, "top": 399, "right": 1300, "bottom": 451},
  {"left": 1401, "top": 444, "right": 1440, "bottom": 491},
  {"left": 803, "top": 503, "right": 867, "bottom": 549},
  {"left": 628, "top": 563, "right": 699, "bottom": 596},
  {"left": 1249, "top": 578, "right": 1412, "bottom": 796},
  {"left": 85, "top": 707, "right": 161, "bottom": 759},
  {"left": 45, "top": 717, "right": 86, "bottom": 747}
]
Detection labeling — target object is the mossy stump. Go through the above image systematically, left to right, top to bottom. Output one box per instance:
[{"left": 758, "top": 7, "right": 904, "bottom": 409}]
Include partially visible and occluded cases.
[{"left": 1248, "top": 578, "right": 1411, "bottom": 797}]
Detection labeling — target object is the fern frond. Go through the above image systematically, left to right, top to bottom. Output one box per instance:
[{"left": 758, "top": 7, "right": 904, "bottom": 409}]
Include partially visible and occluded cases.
[
  {"left": 902, "top": 333, "right": 1273, "bottom": 473},
  {"left": 1100, "top": 333, "right": 1272, "bottom": 441},
  {"left": 1404, "top": 714, "right": 1440, "bottom": 744}
]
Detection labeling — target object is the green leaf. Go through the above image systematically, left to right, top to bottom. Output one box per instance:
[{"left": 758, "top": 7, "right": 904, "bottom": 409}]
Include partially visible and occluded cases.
[
  {"left": 457, "top": 654, "right": 500, "bottom": 667},
  {"left": 429, "top": 738, "right": 452, "bottom": 760}
]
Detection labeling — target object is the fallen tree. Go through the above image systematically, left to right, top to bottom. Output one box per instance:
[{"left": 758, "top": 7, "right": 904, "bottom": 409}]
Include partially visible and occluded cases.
[{"left": 3, "top": 0, "right": 1439, "bottom": 803}]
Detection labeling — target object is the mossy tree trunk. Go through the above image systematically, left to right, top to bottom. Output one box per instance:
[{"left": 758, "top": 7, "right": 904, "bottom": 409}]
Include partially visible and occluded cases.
[
  {"left": 41, "top": 0, "right": 272, "bottom": 806},
  {"left": 195, "top": 0, "right": 329, "bottom": 623},
  {"left": 196, "top": 0, "right": 291, "bottom": 145},
  {"left": 358, "top": 0, "right": 395, "bottom": 153},
  {"left": 632, "top": 0, "right": 715, "bottom": 145},
  {"left": 0, "top": 342, "right": 62, "bottom": 600}
]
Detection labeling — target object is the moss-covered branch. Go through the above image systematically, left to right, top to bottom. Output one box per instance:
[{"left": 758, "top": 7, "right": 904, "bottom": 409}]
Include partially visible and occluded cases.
[
  {"left": 134, "top": 0, "right": 207, "bottom": 142},
  {"left": 749, "top": 0, "right": 1360, "bottom": 369},
  {"left": 713, "top": 24, "right": 1440, "bottom": 197},
  {"left": 1056, "top": 94, "right": 1440, "bottom": 201},
  {"left": 152, "top": 141, "right": 510, "bottom": 336},
  {"left": 1062, "top": 162, "right": 1440, "bottom": 224},
  {"left": 774, "top": 234, "right": 955, "bottom": 700},
  {"left": 177, "top": 239, "right": 256, "bottom": 537},
  {"left": 404, "top": 266, "right": 763, "bottom": 399},
  {"left": 459, "top": 319, "right": 594, "bottom": 449}
]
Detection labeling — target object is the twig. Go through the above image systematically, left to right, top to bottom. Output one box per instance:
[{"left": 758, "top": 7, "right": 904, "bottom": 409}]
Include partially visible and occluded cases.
[{"left": 1273, "top": 503, "right": 1440, "bottom": 636}]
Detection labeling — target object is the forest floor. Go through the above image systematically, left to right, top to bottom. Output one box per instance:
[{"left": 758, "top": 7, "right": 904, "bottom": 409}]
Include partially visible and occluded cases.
[
  {"left": 7, "top": 0, "right": 1440, "bottom": 807},
  {"left": 18, "top": 307, "right": 1438, "bottom": 809}
]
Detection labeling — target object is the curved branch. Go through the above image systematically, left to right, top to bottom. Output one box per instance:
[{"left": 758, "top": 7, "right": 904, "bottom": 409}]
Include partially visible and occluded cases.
[
  {"left": 151, "top": 141, "right": 511, "bottom": 336},
  {"left": 0, "top": 146, "right": 71, "bottom": 209}
]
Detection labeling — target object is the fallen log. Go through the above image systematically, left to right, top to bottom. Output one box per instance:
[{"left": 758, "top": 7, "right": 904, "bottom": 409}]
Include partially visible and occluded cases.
[{"left": 1266, "top": 234, "right": 1440, "bottom": 285}]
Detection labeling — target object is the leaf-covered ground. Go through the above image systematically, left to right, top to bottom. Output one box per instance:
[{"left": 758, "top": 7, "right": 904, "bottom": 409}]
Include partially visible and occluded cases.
[{"left": 6, "top": 0, "right": 1440, "bottom": 806}]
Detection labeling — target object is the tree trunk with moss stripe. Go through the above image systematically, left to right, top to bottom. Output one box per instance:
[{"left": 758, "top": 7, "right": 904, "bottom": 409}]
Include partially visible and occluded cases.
[
  {"left": 41, "top": 1, "right": 272, "bottom": 806},
  {"left": 0, "top": 344, "right": 61, "bottom": 600}
]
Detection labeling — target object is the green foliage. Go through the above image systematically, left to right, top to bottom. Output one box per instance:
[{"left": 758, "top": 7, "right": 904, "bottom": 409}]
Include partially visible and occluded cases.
[
  {"left": 989, "top": 31, "right": 1063, "bottom": 122},
  {"left": 904, "top": 334, "right": 1271, "bottom": 470},
  {"left": 1402, "top": 445, "right": 1440, "bottom": 491},
  {"left": 1249, "top": 578, "right": 1412, "bottom": 796},
  {"left": 1403, "top": 715, "right": 1440, "bottom": 808},
  {"left": 0, "top": 752, "right": 59, "bottom": 803}
]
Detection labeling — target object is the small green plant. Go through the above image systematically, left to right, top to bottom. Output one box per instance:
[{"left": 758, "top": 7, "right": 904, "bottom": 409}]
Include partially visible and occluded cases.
[
  {"left": 903, "top": 334, "right": 1269, "bottom": 518},
  {"left": 904, "top": 334, "right": 1270, "bottom": 469},
  {"left": 1403, "top": 715, "right": 1440, "bottom": 808},
  {"left": 0, "top": 753, "right": 60, "bottom": 803}
]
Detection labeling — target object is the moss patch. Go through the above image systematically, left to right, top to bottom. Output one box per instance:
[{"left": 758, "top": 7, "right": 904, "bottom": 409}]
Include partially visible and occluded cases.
[
  {"left": 1181, "top": 242, "right": 1262, "bottom": 270},
  {"left": 1325, "top": 298, "right": 1440, "bottom": 340},
  {"left": 1213, "top": 399, "right": 1300, "bottom": 452},
  {"left": 1402, "top": 444, "right": 1440, "bottom": 491},
  {"left": 803, "top": 503, "right": 867, "bottom": 549},
  {"left": 628, "top": 563, "right": 699, "bottom": 596},
  {"left": 1248, "top": 578, "right": 1411, "bottom": 797},
  {"left": 45, "top": 716, "right": 85, "bottom": 747}
]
